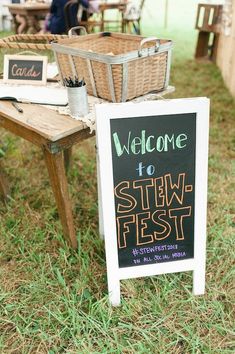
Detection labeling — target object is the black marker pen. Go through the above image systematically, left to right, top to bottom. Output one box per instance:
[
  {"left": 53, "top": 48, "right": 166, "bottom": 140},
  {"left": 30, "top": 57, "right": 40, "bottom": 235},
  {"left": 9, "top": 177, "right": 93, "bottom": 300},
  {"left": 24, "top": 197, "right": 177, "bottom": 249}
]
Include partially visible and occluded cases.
[{"left": 11, "top": 101, "right": 23, "bottom": 113}]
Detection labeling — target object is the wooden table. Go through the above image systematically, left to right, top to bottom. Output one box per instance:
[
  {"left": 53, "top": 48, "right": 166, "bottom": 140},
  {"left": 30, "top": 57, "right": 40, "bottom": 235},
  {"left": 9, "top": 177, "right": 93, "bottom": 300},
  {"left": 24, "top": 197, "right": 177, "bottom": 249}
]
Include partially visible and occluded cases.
[
  {"left": 98, "top": 1, "right": 127, "bottom": 32},
  {"left": 5, "top": 3, "right": 50, "bottom": 34},
  {"left": 0, "top": 100, "right": 92, "bottom": 249}
]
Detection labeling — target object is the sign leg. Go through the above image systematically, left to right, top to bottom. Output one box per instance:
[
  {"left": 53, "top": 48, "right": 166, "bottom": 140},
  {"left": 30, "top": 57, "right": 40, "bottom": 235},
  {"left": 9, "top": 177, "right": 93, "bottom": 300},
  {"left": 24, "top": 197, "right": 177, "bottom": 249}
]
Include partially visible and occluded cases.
[
  {"left": 96, "top": 150, "right": 104, "bottom": 240},
  {"left": 193, "top": 264, "right": 206, "bottom": 295},
  {"left": 108, "top": 277, "right": 121, "bottom": 306}
]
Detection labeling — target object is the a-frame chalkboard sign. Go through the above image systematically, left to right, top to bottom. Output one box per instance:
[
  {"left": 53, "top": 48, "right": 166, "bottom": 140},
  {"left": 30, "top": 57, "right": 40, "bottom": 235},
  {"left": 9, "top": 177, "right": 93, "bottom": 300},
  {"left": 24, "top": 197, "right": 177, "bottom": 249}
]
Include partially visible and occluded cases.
[{"left": 96, "top": 98, "right": 210, "bottom": 306}]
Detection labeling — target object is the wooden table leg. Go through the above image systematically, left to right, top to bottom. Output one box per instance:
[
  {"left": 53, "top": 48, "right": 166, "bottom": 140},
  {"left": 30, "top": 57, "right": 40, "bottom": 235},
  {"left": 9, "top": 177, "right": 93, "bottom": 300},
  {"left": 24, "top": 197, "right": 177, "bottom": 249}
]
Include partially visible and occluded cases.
[
  {"left": 101, "top": 10, "right": 105, "bottom": 31},
  {"left": 11, "top": 14, "right": 19, "bottom": 34},
  {"left": 27, "top": 15, "right": 39, "bottom": 34},
  {"left": 195, "top": 31, "right": 210, "bottom": 59},
  {"left": 210, "top": 33, "right": 220, "bottom": 62},
  {"left": 64, "top": 147, "right": 72, "bottom": 174},
  {"left": 43, "top": 148, "right": 77, "bottom": 249},
  {"left": 0, "top": 161, "right": 10, "bottom": 203}
]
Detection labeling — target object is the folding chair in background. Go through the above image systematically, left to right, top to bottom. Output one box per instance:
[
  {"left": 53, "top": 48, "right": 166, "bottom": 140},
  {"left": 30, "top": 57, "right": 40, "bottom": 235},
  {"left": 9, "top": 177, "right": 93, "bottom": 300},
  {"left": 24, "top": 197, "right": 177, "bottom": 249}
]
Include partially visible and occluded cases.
[{"left": 122, "top": 0, "right": 145, "bottom": 35}]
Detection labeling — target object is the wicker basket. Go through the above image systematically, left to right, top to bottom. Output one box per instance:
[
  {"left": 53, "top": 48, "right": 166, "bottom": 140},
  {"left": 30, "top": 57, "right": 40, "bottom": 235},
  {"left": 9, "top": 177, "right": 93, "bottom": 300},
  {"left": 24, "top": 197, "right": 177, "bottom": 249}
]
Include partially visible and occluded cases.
[
  {"left": 51, "top": 31, "right": 173, "bottom": 102},
  {"left": 0, "top": 34, "right": 68, "bottom": 51},
  {"left": 0, "top": 34, "right": 68, "bottom": 79}
]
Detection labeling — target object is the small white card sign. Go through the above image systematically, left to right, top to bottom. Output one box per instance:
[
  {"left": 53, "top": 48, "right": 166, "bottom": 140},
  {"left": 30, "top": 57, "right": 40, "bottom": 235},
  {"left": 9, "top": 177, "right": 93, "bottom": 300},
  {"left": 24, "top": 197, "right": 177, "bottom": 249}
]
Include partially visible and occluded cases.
[{"left": 95, "top": 97, "right": 210, "bottom": 306}]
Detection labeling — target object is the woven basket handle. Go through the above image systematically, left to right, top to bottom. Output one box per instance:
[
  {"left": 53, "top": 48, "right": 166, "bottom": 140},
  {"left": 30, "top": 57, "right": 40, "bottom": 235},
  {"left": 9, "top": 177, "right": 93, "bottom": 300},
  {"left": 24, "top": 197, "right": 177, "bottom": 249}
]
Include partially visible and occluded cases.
[
  {"left": 68, "top": 26, "right": 87, "bottom": 37},
  {"left": 138, "top": 37, "right": 160, "bottom": 57}
]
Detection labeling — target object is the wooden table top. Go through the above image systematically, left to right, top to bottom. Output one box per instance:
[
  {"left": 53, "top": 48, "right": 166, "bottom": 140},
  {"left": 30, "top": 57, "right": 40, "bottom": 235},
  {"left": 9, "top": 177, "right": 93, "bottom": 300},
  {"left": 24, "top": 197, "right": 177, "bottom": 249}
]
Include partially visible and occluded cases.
[
  {"left": 99, "top": 1, "right": 127, "bottom": 11},
  {"left": 5, "top": 3, "right": 50, "bottom": 11},
  {"left": 5, "top": 3, "right": 50, "bottom": 17},
  {"left": 0, "top": 87, "right": 175, "bottom": 142},
  {"left": 0, "top": 101, "right": 87, "bottom": 142}
]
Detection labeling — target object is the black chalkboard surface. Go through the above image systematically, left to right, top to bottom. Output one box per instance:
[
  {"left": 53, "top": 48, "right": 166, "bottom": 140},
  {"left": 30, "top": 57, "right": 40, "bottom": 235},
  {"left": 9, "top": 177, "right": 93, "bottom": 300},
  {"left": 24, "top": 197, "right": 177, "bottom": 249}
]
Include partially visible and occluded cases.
[
  {"left": 8, "top": 59, "right": 43, "bottom": 81},
  {"left": 110, "top": 113, "right": 196, "bottom": 268}
]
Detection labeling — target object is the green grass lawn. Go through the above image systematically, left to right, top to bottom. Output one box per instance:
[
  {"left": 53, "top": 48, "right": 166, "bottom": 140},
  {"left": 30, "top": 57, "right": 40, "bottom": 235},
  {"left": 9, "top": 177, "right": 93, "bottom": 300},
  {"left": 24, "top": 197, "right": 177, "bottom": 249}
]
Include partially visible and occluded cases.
[{"left": 0, "top": 4, "right": 235, "bottom": 352}]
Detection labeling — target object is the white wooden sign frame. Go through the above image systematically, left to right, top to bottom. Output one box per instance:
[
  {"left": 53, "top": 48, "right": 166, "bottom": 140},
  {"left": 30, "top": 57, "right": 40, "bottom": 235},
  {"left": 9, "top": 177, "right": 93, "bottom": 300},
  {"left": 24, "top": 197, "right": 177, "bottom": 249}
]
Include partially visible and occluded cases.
[
  {"left": 3, "top": 55, "right": 48, "bottom": 85},
  {"left": 95, "top": 97, "right": 210, "bottom": 306}
]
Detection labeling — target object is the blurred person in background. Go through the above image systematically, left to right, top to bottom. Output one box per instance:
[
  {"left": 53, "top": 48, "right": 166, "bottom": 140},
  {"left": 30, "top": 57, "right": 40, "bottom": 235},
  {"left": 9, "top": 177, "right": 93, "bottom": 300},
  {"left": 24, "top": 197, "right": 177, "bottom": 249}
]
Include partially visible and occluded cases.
[
  {"left": 11, "top": 0, "right": 27, "bottom": 33},
  {"left": 46, "top": 0, "right": 99, "bottom": 34}
]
